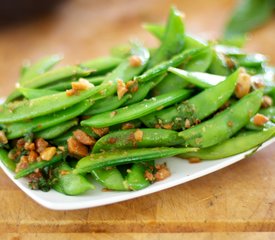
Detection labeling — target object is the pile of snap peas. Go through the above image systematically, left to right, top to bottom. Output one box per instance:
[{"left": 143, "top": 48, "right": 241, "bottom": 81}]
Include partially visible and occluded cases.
[{"left": 0, "top": 6, "right": 274, "bottom": 195}]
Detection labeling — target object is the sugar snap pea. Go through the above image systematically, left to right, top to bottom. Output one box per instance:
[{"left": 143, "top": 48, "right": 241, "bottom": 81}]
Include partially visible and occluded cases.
[
  {"left": 147, "top": 6, "right": 185, "bottom": 68},
  {"left": 134, "top": 47, "right": 206, "bottom": 83},
  {"left": 19, "top": 54, "right": 63, "bottom": 84},
  {"left": 80, "top": 56, "right": 123, "bottom": 75},
  {"left": 168, "top": 67, "right": 225, "bottom": 89},
  {"left": 142, "top": 69, "right": 239, "bottom": 130},
  {"left": 0, "top": 85, "right": 103, "bottom": 123},
  {"left": 19, "top": 87, "right": 59, "bottom": 99},
  {"left": 81, "top": 89, "right": 191, "bottom": 128},
  {"left": 179, "top": 90, "right": 263, "bottom": 148},
  {"left": 83, "top": 94, "right": 131, "bottom": 116},
  {"left": 4, "top": 100, "right": 93, "bottom": 139},
  {"left": 35, "top": 119, "right": 78, "bottom": 139},
  {"left": 179, "top": 127, "right": 275, "bottom": 160},
  {"left": 92, "top": 128, "right": 185, "bottom": 153},
  {"left": 74, "top": 147, "right": 197, "bottom": 174},
  {"left": 0, "top": 148, "right": 16, "bottom": 171},
  {"left": 15, "top": 154, "right": 63, "bottom": 179},
  {"left": 53, "top": 162, "right": 95, "bottom": 196},
  {"left": 125, "top": 162, "right": 152, "bottom": 190},
  {"left": 91, "top": 168, "right": 128, "bottom": 191}
]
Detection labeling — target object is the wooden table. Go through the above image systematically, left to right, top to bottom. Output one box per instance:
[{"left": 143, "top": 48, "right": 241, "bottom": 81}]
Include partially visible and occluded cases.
[{"left": 1, "top": 0, "right": 275, "bottom": 239}]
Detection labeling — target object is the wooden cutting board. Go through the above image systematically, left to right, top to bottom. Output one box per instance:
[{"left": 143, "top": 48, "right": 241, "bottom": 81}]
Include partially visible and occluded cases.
[{"left": 0, "top": 0, "right": 275, "bottom": 238}]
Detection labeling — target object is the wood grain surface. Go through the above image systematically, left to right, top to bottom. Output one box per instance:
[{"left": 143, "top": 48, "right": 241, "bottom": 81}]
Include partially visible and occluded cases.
[{"left": 0, "top": 0, "right": 275, "bottom": 237}]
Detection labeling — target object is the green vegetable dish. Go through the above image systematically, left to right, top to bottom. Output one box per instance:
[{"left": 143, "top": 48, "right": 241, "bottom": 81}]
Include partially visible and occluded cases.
[{"left": 0, "top": 7, "right": 274, "bottom": 196}]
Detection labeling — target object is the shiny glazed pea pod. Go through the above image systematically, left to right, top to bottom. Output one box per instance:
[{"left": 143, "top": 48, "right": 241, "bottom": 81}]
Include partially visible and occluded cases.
[
  {"left": 147, "top": 6, "right": 185, "bottom": 68},
  {"left": 134, "top": 47, "right": 206, "bottom": 83},
  {"left": 208, "top": 50, "right": 233, "bottom": 76},
  {"left": 19, "top": 54, "right": 63, "bottom": 84},
  {"left": 80, "top": 56, "right": 123, "bottom": 75},
  {"left": 5, "top": 66, "right": 93, "bottom": 103},
  {"left": 168, "top": 67, "right": 225, "bottom": 89},
  {"left": 142, "top": 68, "right": 240, "bottom": 130},
  {"left": 150, "top": 73, "right": 189, "bottom": 96},
  {"left": 125, "top": 74, "right": 165, "bottom": 104},
  {"left": 0, "top": 84, "right": 104, "bottom": 123},
  {"left": 18, "top": 87, "right": 59, "bottom": 99},
  {"left": 81, "top": 89, "right": 191, "bottom": 128},
  {"left": 178, "top": 90, "right": 263, "bottom": 148},
  {"left": 83, "top": 94, "right": 131, "bottom": 116},
  {"left": 5, "top": 100, "right": 93, "bottom": 139},
  {"left": 35, "top": 119, "right": 78, "bottom": 139},
  {"left": 179, "top": 127, "right": 275, "bottom": 160},
  {"left": 92, "top": 128, "right": 185, "bottom": 153},
  {"left": 74, "top": 147, "right": 197, "bottom": 174},
  {"left": 0, "top": 148, "right": 16, "bottom": 171},
  {"left": 15, "top": 154, "right": 63, "bottom": 179},
  {"left": 53, "top": 162, "right": 95, "bottom": 196},
  {"left": 125, "top": 162, "right": 153, "bottom": 190},
  {"left": 91, "top": 168, "right": 128, "bottom": 191}
]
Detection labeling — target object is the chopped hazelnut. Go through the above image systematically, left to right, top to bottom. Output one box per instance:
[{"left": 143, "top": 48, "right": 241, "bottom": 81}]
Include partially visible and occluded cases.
[
  {"left": 129, "top": 55, "right": 142, "bottom": 67},
  {"left": 235, "top": 71, "right": 251, "bottom": 98},
  {"left": 71, "top": 78, "right": 94, "bottom": 91},
  {"left": 117, "top": 79, "right": 128, "bottom": 99},
  {"left": 261, "top": 95, "right": 273, "bottom": 108},
  {"left": 253, "top": 113, "right": 269, "bottom": 126},
  {"left": 184, "top": 119, "right": 191, "bottom": 129},
  {"left": 122, "top": 122, "right": 136, "bottom": 130},
  {"left": 92, "top": 127, "right": 109, "bottom": 137},
  {"left": 73, "top": 129, "right": 96, "bottom": 146},
  {"left": 134, "top": 129, "right": 143, "bottom": 142},
  {"left": 0, "top": 131, "right": 8, "bottom": 144},
  {"left": 67, "top": 137, "right": 88, "bottom": 157},
  {"left": 35, "top": 138, "right": 49, "bottom": 153},
  {"left": 24, "top": 142, "right": 35, "bottom": 151},
  {"left": 40, "top": 147, "right": 57, "bottom": 161},
  {"left": 28, "top": 150, "right": 39, "bottom": 163},
  {"left": 188, "top": 157, "right": 201, "bottom": 164},
  {"left": 154, "top": 164, "right": 171, "bottom": 181},
  {"left": 144, "top": 170, "right": 154, "bottom": 181}
]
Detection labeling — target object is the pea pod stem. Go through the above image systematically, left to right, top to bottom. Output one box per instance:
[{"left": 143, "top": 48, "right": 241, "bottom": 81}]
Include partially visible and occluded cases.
[{"left": 74, "top": 147, "right": 197, "bottom": 174}]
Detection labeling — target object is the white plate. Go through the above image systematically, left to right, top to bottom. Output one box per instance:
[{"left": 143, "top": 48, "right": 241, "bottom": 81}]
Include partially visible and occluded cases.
[{"left": 1, "top": 138, "right": 274, "bottom": 210}]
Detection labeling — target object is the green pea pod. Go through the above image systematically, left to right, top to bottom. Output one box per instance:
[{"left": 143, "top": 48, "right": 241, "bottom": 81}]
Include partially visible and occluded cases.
[
  {"left": 224, "top": 0, "right": 274, "bottom": 39},
  {"left": 147, "top": 6, "right": 185, "bottom": 68},
  {"left": 111, "top": 44, "right": 131, "bottom": 58},
  {"left": 183, "top": 46, "right": 213, "bottom": 72},
  {"left": 134, "top": 47, "right": 207, "bottom": 83},
  {"left": 208, "top": 50, "right": 233, "bottom": 76},
  {"left": 236, "top": 53, "right": 267, "bottom": 68},
  {"left": 19, "top": 54, "right": 63, "bottom": 84},
  {"left": 80, "top": 56, "right": 123, "bottom": 75},
  {"left": 6, "top": 66, "right": 92, "bottom": 103},
  {"left": 168, "top": 67, "right": 225, "bottom": 89},
  {"left": 142, "top": 68, "right": 240, "bottom": 130},
  {"left": 150, "top": 73, "right": 189, "bottom": 96},
  {"left": 125, "top": 74, "right": 165, "bottom": 104},
  {"left": 45, "top": 76, "right": 105, "bottom": 91},
  {"left": 0, "top": 85, "right": 103, "bottom": 123},
  {"left": 18, "top": 87, "right": 59, "bottom": 99},
  {"left": 81, "top": 89, "right": 191, "bottom": 128},
  {"left": 179, "top": 90, "right": 263, "bottom": 148},
  {"left": 83, "top": 94, "right": 131, "bottom": 116},
  {"left": 5, "top": 100, "right": 93, "bottom": 139},
  {"left": 259, "top": 107, "right": 275, "bottom": 123},
  {"left": 35, "top": 119, "right": 78, "bottom": 139},
  {"left": 245, "top": 119, "right": 275, "bottom": 131},
  {"left": 179, "top": 127, "right": 275, "bottom": 160},
  {"left": 92, "top": 128, "right": 185, "bottom": 153},
  {"left": 74, "top": 147, "right": 197, "bottom": 174},
  {"left": 0, "top": 148, "right": 16, "bottom": 172},
  {"left": 15, "top": 154, "right": 63, "bottom": 179},
  {"left": 53, "top": 162, "right": 95, "bottom": 196},
  {"left": 125, "top": 162, "right": 153, "bottom": 190},
  {"left": 91, "top": 168, "right": 128, "bottom": 191}
]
